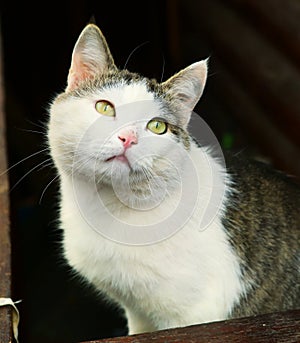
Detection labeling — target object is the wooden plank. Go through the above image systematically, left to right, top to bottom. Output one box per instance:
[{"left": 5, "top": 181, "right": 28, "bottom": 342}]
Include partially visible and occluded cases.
[
  {"left": 166, "top": 0, "right": 181, "bottom": 67},
  {"left": 184, "top": 0, "right": 300, "bottom": 147},
  {"left": 228, "top": 0, "right": 300, "bottom": 68},
  {"left": 0, "top": 26, "right": 13, "bottom": 342},
  {"left": 211, "top": 59, "right": 300, "bottom": 179},
  {"left": 83, "top": 309, "right": 300, "bottom": 343}
]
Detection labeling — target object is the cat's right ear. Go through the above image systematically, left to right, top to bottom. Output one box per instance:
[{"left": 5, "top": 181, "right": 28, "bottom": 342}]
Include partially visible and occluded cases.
[
  {"left": 66, "top": 24, "right": 116, "bottom": 92},
  {"left": 161, "top": 59, "right": 208, "bottom": 128}
]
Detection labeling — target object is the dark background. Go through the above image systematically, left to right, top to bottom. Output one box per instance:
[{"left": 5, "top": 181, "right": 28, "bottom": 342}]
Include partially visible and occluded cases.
[{"left": 1, "top": 1, "right": 299, "bottom": 342}]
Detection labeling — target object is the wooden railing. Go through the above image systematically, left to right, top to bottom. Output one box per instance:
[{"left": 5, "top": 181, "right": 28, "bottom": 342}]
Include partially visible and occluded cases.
[{"left": 83, "top": 310, "right": 300, "bottom": 343}]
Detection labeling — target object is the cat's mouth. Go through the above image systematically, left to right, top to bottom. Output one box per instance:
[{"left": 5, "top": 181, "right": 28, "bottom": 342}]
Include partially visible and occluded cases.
[{"left": 106, "top": 154, "right": 129, "bottom": 164}]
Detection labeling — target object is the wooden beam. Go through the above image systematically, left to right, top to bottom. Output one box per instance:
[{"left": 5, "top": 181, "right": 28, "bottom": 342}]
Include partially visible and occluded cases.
[
  {"left": 166, "top": 0, "right": 181, "bottom": 67},
  {"left": 184, "top": 0, "right": 300, "bottom": 147},
  {"left": 228, "top": 0, "right": 300, "bottom": 69},
  {"left": 0, "top": 26, "right": 13, "bottom": 342},
  {"left": 211, "top": 59, "right": 300, "bottom": 179},
  {"left": 83, "top": 309, "right": 300, "bottom": 343}
]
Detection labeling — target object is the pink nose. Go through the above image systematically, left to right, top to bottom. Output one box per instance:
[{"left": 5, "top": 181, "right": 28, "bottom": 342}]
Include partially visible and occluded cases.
[{"left": 118, "top": 127, "right": 138, "bottom": 148}]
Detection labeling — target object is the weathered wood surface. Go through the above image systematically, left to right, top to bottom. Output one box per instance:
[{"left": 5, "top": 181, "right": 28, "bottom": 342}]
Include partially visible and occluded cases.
[
  {"left": 183, "top": 0, "right": 300, "bottom": 179},
  {"left": 186, "top": 0, "right": 300, "bottom": 145},
  {"left": 228, "top": 0, "right": 300, "bottom": 68},
  {"left": 0, "top": 27, "right": 13, "bottom": 342},
  {"left": 211, "top": 59, "right": 300, "bottom": 177},
  {"left": 83, "top": 309, "right": 300, "bottom": 343}
]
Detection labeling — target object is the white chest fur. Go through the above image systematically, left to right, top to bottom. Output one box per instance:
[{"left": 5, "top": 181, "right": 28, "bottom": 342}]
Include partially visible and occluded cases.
[{"left": 58, "top": 147, "right": 245, "bottom": 332}]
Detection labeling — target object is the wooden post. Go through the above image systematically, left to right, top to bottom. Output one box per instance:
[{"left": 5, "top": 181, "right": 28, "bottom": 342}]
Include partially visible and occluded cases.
[{"left": 0, "top": 25, "right": 13, "bottom": 342}]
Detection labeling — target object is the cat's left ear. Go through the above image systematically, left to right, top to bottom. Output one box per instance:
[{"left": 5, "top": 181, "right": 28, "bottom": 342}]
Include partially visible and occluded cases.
[
  {"left": 66, "top": 24, "right": 116, "bottom": 92},
  {"left": 162, "top": 59, "right": 208, "bottom": 127}
]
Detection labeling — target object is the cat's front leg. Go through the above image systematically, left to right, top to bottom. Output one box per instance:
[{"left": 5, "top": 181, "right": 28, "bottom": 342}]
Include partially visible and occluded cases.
[{"left": 125, "top": 308, "right": 156, "bottom": 335}]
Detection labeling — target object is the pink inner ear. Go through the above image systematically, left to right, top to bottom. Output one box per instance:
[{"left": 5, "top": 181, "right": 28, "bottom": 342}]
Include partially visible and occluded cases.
[{"left": 67, "top": 53, "right": 93, "bottom": 91}]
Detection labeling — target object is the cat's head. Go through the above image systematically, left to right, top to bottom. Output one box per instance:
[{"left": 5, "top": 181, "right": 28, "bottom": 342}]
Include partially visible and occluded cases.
[{"left": 48, "top": 24, "right": 207, "bottom": 194}]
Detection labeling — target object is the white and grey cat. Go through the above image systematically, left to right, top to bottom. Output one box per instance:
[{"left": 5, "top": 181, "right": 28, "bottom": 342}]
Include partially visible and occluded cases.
[{"left": 48, "top": 24, "right": 300, "bottom": 335}]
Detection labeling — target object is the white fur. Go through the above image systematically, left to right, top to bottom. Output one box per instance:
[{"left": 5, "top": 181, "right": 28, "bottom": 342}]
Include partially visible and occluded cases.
[{"left": 48, "top": 81, "right": 246, "bottom": 334}]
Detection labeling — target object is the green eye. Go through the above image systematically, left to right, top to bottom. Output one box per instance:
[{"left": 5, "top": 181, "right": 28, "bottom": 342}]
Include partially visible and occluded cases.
[
  {"left": 95, "top": 100, "right": 115, "bottom": 117},
  {"left": 147, "top": 119, "right": 168, "bottom": 135}
]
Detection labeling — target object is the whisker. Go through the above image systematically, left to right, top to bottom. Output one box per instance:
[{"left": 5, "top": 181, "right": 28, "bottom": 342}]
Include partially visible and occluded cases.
[
  {"left": 123, "top": 41, "right": 150, "bottom": 70},
  {"left": 160, "top": 53, "right": 165, "bottom": 83},
  {"left": 25, "top": 118, "right": 47, "bottom": 130},
  {"left": 16, "top": 128, "right": 44, "bottom": 135},
  {"left": 0, "top": 148, "right": 49, "bottom": 176},
  {"left": 70, "top": 153, "right": 98, "bottom": 182},
  {"left": 71, "top": 154, "right": 91, "bottom": 173},
  {"left": 10, "top": 158, "right": 53, "bottom": 192},
  {"left": 140, "top": 165, "right": 174, "bottom": 199},
  {"left": 39, "top": 173, "right": 60, "bottom": 204}
]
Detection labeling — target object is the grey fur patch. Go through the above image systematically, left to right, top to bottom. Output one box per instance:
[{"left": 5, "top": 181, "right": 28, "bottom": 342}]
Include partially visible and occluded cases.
[
  {"left": 67, "top": 69, "right": 146, "bottom": 98},
  {"left": 167, "top": 123, "right": 191, "bottom": 150}
]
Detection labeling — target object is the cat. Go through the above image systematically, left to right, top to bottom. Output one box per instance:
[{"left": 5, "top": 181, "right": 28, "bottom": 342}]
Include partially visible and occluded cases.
[{"left": 47, "top": 23, "right": 300, "bottom": 335}]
